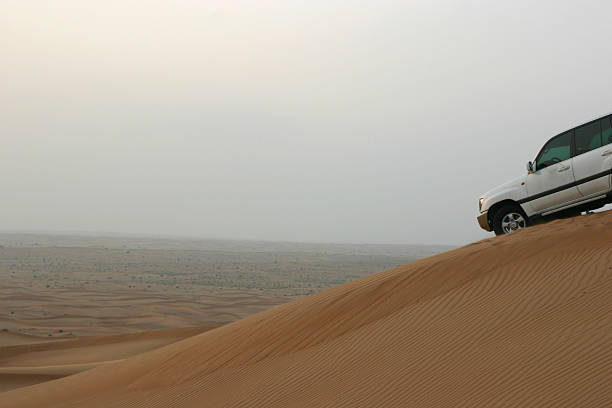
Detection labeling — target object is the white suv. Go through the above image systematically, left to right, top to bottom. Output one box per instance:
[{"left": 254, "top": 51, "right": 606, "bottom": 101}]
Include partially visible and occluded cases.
[{"left": 478, "top": 113, "right": 612, "bottom": 235}]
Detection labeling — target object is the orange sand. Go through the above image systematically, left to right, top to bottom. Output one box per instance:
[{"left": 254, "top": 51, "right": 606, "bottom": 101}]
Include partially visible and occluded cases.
[
  {"left": 2, "top": 211, "right": 611, "bottom": 407},
  {"left": 0, "top": 326, "right": 213, "bottom": 393}
]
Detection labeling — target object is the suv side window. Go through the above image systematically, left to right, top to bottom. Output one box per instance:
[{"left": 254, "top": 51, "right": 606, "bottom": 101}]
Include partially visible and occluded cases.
[
  {"left": 601, "top": 116, "right": 612, "bottom": 146},
  {"left": 574, "top": 120, "right": 602, "bottom": 155},
  {"left": 536, "top": 131, "right": 572, "bottom": 170}
]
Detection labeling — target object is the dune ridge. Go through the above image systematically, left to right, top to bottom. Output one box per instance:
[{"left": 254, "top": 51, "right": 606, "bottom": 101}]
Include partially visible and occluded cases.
[{"left": 2, "top": 211, "right": 612, "bottom": 407}]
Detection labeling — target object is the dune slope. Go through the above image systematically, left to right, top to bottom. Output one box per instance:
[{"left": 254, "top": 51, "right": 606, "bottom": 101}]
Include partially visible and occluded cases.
[
  {"left": 3, "top": 211, "right": 612, "bottom": 408},
  {"left": 0, "top": 326, "right": 214, "bottom": 393}
]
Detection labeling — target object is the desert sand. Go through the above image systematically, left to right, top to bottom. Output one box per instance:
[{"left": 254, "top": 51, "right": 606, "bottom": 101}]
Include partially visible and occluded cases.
[
  {"left": 2, "top": 211, "right": 611, "bottom": 407},
  {"left": 0, "top": 236, "right": 443, "bottom": 338},
  {"left": 1, "top": 236, "right": 443, "bottom": 394},
  {"left": 0, "top": 326, "right": 214, "bottom": 393}
]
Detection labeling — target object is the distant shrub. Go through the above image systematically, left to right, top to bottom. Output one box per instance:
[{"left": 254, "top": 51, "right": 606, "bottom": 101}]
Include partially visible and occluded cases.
[{"left": 1, "top": 328, "right": 8, "bottom": 332}]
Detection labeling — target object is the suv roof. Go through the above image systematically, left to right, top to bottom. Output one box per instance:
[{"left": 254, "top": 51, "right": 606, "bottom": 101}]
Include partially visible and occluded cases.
[{"left": 553, "top": 111, "right": 612, "bottom": 137}]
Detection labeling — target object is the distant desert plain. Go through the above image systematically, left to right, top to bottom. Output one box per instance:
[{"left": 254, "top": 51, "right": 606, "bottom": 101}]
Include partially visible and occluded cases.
[
  {"left": 2, "top": 211, "right": 612, "bottom": 407},
  {"left": 0, "top": 232, "right": 449, "bottom": 394}
]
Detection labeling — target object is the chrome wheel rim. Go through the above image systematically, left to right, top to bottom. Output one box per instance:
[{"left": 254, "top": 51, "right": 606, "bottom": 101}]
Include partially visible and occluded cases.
[{"left": 501, "top": 212, "right": 526, "bottom": 234}]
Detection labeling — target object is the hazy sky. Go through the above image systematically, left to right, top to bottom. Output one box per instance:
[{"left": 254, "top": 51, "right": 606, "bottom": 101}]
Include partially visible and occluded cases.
[{"left": 2, "top": 0, "right": 612, "bottom": 245}]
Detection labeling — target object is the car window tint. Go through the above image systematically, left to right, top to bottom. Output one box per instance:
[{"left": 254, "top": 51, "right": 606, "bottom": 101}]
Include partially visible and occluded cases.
[
  {"left": 601, "top": 116, "right": 612, "bottom": 146},
  {"left": 574, "top": 120, "right": 602, "bottom": 155},
  {"left": 536, "top": 131, "right": 571, "bottom": 170}
]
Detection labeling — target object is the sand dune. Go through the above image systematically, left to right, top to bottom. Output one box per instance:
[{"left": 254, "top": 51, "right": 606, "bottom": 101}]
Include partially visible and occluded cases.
[
  {"left": 2, "top": 211, "right": 611, "bottom": 407},
  {"left": 0, "top": 326, "right": 214, "bottom": 393},
  {"left": 0, "top": 332, "right": 64, "bottom": 347}
]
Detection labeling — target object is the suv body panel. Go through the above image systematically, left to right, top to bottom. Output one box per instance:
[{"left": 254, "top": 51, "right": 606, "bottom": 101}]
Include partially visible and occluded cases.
[
  {"left": 572, "top": 145, "right": 612, "bottom": 196},
  {"left": 523, "top": 160, "right": 581, "bottom": 215},
  {"left": 479, "top": 176, "right": 529, "bottom": 215}
]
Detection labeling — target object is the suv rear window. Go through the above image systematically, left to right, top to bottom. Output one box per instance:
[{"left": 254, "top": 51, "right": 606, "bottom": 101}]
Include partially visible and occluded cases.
[
  {"left": 602, "top": 116, "right": 612, "bottom": 146},
  {"left": 574, "top": 120, "right": 602, "bottom": 155},
  {"left": 536, "top": 131, "right": 572, "bottom": 170}
]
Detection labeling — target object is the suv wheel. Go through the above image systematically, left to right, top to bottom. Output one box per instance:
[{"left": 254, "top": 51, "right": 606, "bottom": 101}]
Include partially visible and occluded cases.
[{"left": 492, "top": 204, "right": 528, "bottom": 236}]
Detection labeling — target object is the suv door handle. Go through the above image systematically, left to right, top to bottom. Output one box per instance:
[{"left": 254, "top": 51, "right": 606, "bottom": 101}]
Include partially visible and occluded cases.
[
  {"left": 602, "top": 149, "right": 612, "bottom": 156},
  {"left": 557, "top": 164, "right": 570, "bottom": 172}
]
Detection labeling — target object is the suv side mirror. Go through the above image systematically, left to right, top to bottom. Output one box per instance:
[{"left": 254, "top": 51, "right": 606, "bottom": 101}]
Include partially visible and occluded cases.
[{"left": 526, "top": 161, "right": 534, "bottom": 173}]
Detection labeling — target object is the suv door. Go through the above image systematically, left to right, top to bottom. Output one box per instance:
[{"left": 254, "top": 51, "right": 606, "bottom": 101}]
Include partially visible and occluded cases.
[
  {"left": 571, "top": 116, "right": 612, "bottom": 197},
  {"left": 524, "top": 131, "right": 582, "bottom": 213}
]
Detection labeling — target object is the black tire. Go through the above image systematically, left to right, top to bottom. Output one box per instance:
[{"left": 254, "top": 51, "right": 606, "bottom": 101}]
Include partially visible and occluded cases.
[{"left": 491, "top": 204, "right": 529, "bottom": 236}]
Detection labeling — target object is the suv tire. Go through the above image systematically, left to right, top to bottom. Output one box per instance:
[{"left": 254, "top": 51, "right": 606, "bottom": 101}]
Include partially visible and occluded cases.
[{"left": 492, "top": 204, "right": 528, "bottom": 236}]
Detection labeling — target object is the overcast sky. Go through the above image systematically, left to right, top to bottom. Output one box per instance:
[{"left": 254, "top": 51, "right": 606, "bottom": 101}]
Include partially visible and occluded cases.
[{"left": 2, "top": 0, "right": 612, "bottom": 245}]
